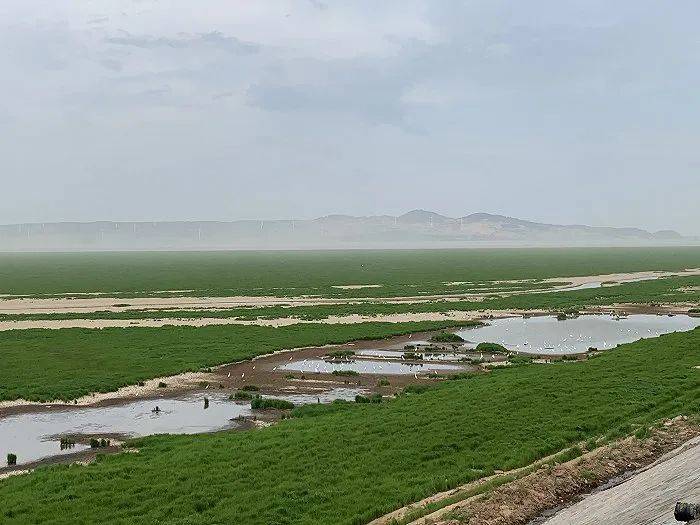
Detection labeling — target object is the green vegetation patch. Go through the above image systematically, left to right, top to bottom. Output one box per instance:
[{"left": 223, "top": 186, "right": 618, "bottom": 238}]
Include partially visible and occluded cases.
[
  {"left": 1, "top": 247, "right": 699, "bottom": 298},
  {"left": 0, "top": 321, "right": 467, "bottom": 402},
  {"left": 1, "top": 329, "right": 699, "bottom": 524},
  {"left": 429, "top": 332, "right": 465, "bottom": 343},
  {"left": 475, "top": 342, "right": 509, "bottom": 354},
  {"left": 250, "top": 396, "right": 295, "bottom": 410}
]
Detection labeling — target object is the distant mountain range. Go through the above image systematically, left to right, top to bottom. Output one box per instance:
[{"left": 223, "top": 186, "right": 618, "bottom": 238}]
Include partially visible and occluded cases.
[{"left": 0, "top": 211, "right": 693, "bottom": 251}]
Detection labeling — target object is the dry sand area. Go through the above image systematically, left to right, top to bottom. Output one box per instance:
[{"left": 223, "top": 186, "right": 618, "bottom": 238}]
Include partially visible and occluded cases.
[
  {"left": 0, "top": 269, "right": 697, "bottom": 331},
  {"left": 1, "top": 269, "right": 698, "bottom": 316},
  {"left": 0, "top": 309, "right": 512, "bottom": 331}
]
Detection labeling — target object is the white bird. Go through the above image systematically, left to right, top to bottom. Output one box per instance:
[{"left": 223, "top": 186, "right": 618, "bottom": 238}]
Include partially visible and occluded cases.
[
  {"left": 252, "top": 366, "right": 256, "bottom": 370},
  {"left": 227, "top": 372, "right": 231, "bottom": 378},
  {"left": 241, "top": 372, "right": 245, "bottom": 378}
]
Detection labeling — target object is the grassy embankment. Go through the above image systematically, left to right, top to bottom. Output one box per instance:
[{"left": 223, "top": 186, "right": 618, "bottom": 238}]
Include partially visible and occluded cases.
[
  {"left": 1, "top": 247, "right": 699, "bottom": 298},
  {"left": 0, "top": 321, "right": 476, "bottom": 402},
  {"left": 1, "top": 329, "right": 699, "bottom": 524}
]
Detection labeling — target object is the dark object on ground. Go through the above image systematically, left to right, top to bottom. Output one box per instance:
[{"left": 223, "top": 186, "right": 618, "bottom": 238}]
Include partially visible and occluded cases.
[
  {"left": 7, "top": 453, "right": 17, "bottom": 466},
  {"left": 675, "top": 501, "right": 700, "bottom": 522}
]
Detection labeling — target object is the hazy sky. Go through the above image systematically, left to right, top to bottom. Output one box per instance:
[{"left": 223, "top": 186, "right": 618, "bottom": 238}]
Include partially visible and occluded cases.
[{"left": 1, "top": 1, "right": 698, "bottom": 233}]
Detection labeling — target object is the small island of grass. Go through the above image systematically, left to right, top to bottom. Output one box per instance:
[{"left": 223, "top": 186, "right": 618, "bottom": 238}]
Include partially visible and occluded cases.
[
  {"left": 429, "top": 332, "right": 465, "bottom": 343},
  {"left": 475, "top": 342, "right": 508, "bottom": 354}
]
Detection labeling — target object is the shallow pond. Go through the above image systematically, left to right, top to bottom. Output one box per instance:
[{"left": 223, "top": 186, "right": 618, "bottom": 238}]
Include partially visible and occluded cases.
[
  {"left": 456, "top": 314, "right": 700, "bottom": 355},
  {"left": 357, "top": 349, "right": 464, "bottom": 361},
  {"left": 278, "top": 358, "right": 465, "bottom": 375},
  {"left": 0, "top": 388, "right": 362, "bottom": 467}
]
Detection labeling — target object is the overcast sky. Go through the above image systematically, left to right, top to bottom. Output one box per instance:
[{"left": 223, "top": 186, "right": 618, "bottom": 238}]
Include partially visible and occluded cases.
[{"left": 1, "top": 1, "right": 698, "bottom": 234}]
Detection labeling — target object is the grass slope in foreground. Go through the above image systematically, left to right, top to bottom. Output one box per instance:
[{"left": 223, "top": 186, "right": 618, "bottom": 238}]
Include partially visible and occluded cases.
[
  {"left": 1, "top": 247, "right": 699, "bottom": 298},
  {"left": 0, "top": 321, "right": 472, "bottom": 402},
  {"left": 2, "top": 329, "right": 700, "bottom": 524}
]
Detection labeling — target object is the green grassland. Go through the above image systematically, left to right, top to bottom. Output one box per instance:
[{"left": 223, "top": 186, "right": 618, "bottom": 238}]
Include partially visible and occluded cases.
[
  {"left": 1, "top": 247, "right": 699, "bottom": 298},
  {"left": 2, "top": 274, "right": 698, "bottom": 323},
  {"left": 0, "top": 321, "right": 474, "bottom": 402},
  {"left": 2, "top": 329, "right": 699, "bottom": 524}
]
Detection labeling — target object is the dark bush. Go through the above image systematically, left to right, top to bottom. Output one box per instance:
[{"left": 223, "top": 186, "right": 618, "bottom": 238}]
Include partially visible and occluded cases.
[
  {"left": 429, "top": 332, "right": 464, "bottom": 343},
  {"left": 475, "top": 342, "right": 508, "bottom": 354},
  {"left": 326, "top": 350, "right": 355, "bottom": 359},
  {"left": 332, "top": 370, "right": 359, "bottom": 377},
  {"left": 231, "top": 391, "right": 254, "bottom": 400},
  {"left": 250, "top": 396, "right": 295, "bottom": 410},
  {"left": 7, "top": 453, "right": 17, "bottom": 466}
]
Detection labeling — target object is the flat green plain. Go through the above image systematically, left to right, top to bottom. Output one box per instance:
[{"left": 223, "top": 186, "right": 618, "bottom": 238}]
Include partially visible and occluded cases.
[
  {"left": 1, "top": 247, "right": 699, "bottom": 297},
  {"left": 1, "top": 274, "right": 698, "bottom": 323},
  {"left": 0, "top": 321, "right": 471, "bottom": 402},
  {"left": 2, "top": 329, "right": 699, "bottom": 524}
]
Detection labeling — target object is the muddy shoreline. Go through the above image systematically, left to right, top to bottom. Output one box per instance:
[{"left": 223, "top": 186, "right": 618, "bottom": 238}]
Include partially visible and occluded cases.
[
  {"left": 2, "top": 305, "right": 696, "bottom": 417},
  {"left": 0, "top": 328, "right": 470, "bottom": 417}
]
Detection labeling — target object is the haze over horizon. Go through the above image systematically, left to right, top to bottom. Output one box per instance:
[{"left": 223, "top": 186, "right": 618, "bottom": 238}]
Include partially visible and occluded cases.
[{"left": 2, "top": 1, "right": 699, "bottom": 234}]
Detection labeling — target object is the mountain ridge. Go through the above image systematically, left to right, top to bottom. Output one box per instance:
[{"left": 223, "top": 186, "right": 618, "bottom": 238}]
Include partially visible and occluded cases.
[{"left": 0, "top": 210, "right": 692, "bottom": 251}]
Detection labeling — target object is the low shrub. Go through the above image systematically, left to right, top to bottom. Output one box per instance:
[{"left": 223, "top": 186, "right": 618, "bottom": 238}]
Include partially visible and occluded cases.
[
  {"left": 430, "top": 332, "right": 464, "bottom": 343},
  {"left": 475, "top": 342, "right": 508, "bottom": 354},
  {"left": 326, "top": 350, "right": 355, "bottom": 359},
  {"left": 509, "top": 354, "right": 533, "bottom": 365},
  {"left": 331, "top": 370, "right": 359, "bottom": 377},
  {"left": 377, "top": 378, "right": 390, "bottom": 387},
  {"left": 157, "top": 381, "right": 167, "bottom": 388},
  {"left": 240, "top": 385, "right": 260, "bottom": 391},
  {"left": 231, "top": 391, "right": 254, "bottom": 400},
  {"left": 250, "top": 396, "right": 295, "bottom": 410},
  {"left": 60, "top": 437, "right": 76, "bottom": 450},
  {"left": 89, "top": 438, "right": 110, "bottom": 449},
  {"left": 7, "top": 453, "right": 17, "bottom": 466}
]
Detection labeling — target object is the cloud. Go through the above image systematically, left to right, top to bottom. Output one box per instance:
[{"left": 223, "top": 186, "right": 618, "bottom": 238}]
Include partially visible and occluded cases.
[{"left": 105, "top": 30, "right": 259, "bottom": 55}]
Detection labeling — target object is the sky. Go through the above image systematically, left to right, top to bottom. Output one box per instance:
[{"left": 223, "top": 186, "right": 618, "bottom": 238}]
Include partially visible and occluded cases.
[{"left": 1, "top": 1, "right": 698, "bottom": 234}]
